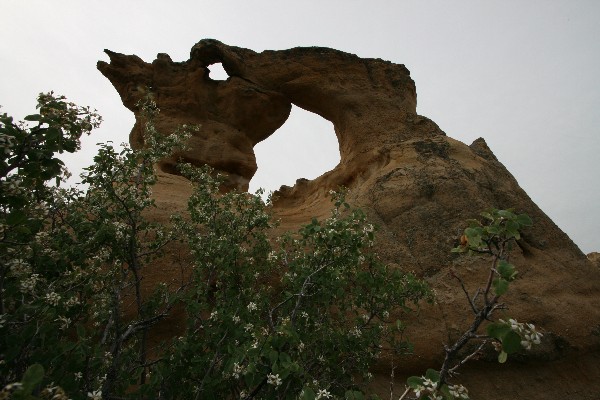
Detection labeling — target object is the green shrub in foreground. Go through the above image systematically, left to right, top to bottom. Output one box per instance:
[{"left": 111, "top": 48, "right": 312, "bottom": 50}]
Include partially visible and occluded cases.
[{"left": 1, "top": 94, "right": 432, "bottom": 399}]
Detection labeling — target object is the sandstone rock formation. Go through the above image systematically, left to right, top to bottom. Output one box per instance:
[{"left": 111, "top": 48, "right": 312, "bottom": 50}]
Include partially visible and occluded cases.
[
  {"left": 98, "top": 40, "right": 600, "bottom": 399},
  {"left": 589, "top": 252, "right": 600, "bottom": 268}
]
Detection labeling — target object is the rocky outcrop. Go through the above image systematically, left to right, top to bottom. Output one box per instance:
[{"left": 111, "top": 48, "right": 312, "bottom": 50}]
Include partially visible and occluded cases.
[
  {"left": 98, "top": 40, "right": 600, "bottom": 399},
  {"left": 589, "top": 252, "right": 600, "bottom": 268}
]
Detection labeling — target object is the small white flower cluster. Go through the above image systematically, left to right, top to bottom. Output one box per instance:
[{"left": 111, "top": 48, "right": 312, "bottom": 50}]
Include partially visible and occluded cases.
[
  {"left": 112, "top": 221, "right": 129, "bottom": 240},
  {"left": 34, "top": 229, "right": 50, "bottom": 244},
  {"left": 267, "top": 251, "right": 278, "bottom": 262},
  {"left": 8, "top": 259, "right": 31, "bottom": 277},
  {"left": 20, "top": 273, "right": 40, "bottom": 294},
  {"left": 45, "top": 291, "right": 61, "bottom": 306},
  {"left": 65, "top": 296, "right": 81, "bottom": 308},
  {"left": 55, "top": 316, "right": 71, "bottom": 330},
  {"left": 501, "top": 318, "right": 543, "bottom": 350},
  {"left": 350, "top": 326, "right": 362, "bottom": 338},
  {"left": 232, "top": 362, "right": 245, "bottom": 379},
  {"left": 267, "top": 373, "right": 282, "bottom": 387},
  {"left": 413, "top": 377, "right": 441, "bottom": 400},
  {"left": 413, "top": 379, "right": 469, "bottom": 400},
  {"left": 40, "top": 384, "right": 69, "bottom": 399},
  {"left": 448, "top": 384, "right": 469, "bottom": 399},
  {"left": 316, "top": 388, "right": 333, "bottom": 399},
  {"left": 87, "top": 389, "right": 102, "bottom": 399}
]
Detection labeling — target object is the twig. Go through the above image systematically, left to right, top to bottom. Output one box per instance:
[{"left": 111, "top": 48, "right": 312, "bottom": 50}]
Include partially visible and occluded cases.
[
  {"left": 450, "top": 270, "right": 478, "bottom": 314},
  {"left": 448, "top": 340, "right": 488, "bottom": 376},
  {"left": 389, "top": 359, "right": 395, "bottom": 400},
  {"left": 398, "top": 386, "right": 411, "bottom": 400}
]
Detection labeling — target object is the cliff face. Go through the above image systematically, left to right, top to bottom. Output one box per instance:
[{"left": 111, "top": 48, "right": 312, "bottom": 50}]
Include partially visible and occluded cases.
[{"left": 98, "top": 40, "right": 600, "bottom": 399}]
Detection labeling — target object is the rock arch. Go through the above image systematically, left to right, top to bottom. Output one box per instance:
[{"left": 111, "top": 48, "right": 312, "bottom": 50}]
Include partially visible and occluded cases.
[
  {"left": 98, "top": 40, "right": 600, "bottom": 399},
  {"left": 250, "top": 104, "right": 340, "bottom": 195}
]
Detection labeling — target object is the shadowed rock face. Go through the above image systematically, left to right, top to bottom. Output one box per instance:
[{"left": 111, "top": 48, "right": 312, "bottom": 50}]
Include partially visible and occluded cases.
[{"left": 98, "top": 40, "right": 600, "bottom": 399}]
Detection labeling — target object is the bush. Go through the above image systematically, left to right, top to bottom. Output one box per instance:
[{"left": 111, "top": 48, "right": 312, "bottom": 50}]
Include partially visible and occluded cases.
[{"left": 1, "top": 94, "right": 431, "bottom": 399}]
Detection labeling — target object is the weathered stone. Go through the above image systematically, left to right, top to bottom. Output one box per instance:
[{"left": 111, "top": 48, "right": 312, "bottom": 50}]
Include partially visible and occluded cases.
[{"left": 98, "top": 40, "right": 600, "bottom": 399}]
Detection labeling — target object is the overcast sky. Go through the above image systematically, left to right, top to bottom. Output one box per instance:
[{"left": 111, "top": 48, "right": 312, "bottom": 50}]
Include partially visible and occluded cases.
[{"left": 1, "top": 1, "right": 598, "bottom": 254}]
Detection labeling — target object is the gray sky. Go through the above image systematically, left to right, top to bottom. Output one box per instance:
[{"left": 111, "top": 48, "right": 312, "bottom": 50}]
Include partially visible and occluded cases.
[{"left": 1, "top": 1, "right": 598, "bottom": 254}]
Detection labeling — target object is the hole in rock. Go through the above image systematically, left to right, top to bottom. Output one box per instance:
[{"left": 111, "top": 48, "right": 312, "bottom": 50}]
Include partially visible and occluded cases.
[
  {"left": 207, "top": 62, "right": 229, "bottom": 81},
  {"left": 249, "top": 105, "right": 340, "bottom": 196}
]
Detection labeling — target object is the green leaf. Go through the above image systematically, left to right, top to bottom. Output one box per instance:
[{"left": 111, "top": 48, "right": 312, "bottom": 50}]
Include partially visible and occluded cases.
[
  {"left": 24, "top": 114, "right": 42, "bottom": 121},
  {"left": 497, "top": 209, "right": 514, "bottom": 219},
  {"left": 6, "top": 210, "right": 27, "bottom": 225},
  {"left": 480, "top": 211, "right": 494, "bottom": 221},
  {"left": 516, "top": 213, "right": 532, "bottom": 227},
  {"left": 506, "top": 220, "right": 521, "bottom": 239},
  {"left": 485, "top": 225, "right": 500, "bottom": 235},
  {"left": 464, "top": 227, "right": 482, "bottom": 241},
  {"left": 497, "top": 260, "right": 517, "bottom": 281},
  {"left": 493, "top": 277, "right": 509, "bottom": 296},
  {"left": 396, "top": 319, "right": 405, "bottom": 331},
  {"left": 486, "top": 322, "right": 511, "bottom": 340},
  {"left": 76, "top": 324, "right": 86, "bottom": 338},
  {"left": 502, "top": 330, "right": 523, "bottom": 354},
  {"left": 268, "top": 349, "right": 279, "bottom": 365},
  {"left": 498, "top": 350, "right": 508, "bottom": 363},
  {"left": 279, "top": 352, "right": 291, "bottom": 364},
  {"left": 21, "top": 363, "right": 44, "bottom": 392},
  {"left": 425, "top": 368, "right": 440, "bottom": 382},
  {"left": 407, "top": 376, "right": 424, "bottom": 389},
  {"left": 439, "top": 384, "right": 452, "bottom": 399},
  {"left": 300, "top": 387, "right": 316, "bottom": 400},
  {"left": 345, "top": 390, "right": 365, "bottom": 399}
]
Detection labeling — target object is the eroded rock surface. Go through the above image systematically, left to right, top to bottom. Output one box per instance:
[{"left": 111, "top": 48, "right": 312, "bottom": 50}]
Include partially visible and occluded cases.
[
  {"left": 98, "top": 39, "right": 600, "bottom": 399},
  {"left": 589, "top": 252, "right": 600, "bottom": 268}
]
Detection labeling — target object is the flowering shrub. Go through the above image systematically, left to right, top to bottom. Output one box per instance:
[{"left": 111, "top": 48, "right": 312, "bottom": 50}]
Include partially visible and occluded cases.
[
  {"left": 1, "top": 93, "right": 102, "bottom": 395},
  {"left": 1, "top": 94, "right": 432, "bottom": 399},
  {"left": 148, "top": 166, "right": 432, "bottom": 399},
  {"left": 403, "top": 209, "right": 543, "bottom": 400}
]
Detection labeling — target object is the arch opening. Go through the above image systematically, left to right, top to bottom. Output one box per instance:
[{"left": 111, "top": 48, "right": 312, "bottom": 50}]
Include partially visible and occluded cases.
[
  {"left": 207, "top": 62, "right": 229, "bottom": 81},
  {"left": 249, "top": 105, "right": 340, "bottom": 195}
]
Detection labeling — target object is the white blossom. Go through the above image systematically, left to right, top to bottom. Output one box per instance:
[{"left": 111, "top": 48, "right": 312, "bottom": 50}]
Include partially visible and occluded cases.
[
  {"left": 20, "top": 273, "right": 40, "bottom": 293},
  {"left": 45, "top": 292, "right": 61, "bottom": 306},
  {"left": 54, "top": 315, "right": 71, "bottom": 331},
  {"left": 266, "top": 373, "right": 282, "bottom": 387},
  {"left": 448, "top": 384, "right": 469, "bottom": 399},
  {"left": 316, "top": 388, "right": 333, "bottom": 399},
  {"left": 87, "top": 390, "right": 102, "bottom": 400}
]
